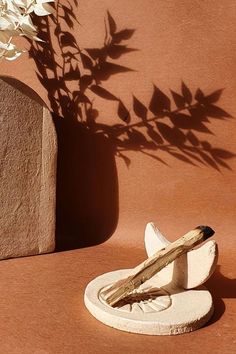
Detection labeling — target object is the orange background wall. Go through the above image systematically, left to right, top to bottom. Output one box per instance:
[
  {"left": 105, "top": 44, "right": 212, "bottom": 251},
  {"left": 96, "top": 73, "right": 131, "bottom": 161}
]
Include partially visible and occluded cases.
[{"left": 1, "top": 0, "right": 236, "bottom": 255}]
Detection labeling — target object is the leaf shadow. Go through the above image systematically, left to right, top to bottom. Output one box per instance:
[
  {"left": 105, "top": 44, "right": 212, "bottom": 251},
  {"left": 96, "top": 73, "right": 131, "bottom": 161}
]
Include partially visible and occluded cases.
[
  {"left": 29, "top": 2, "right": 235, "bottom": 249},
  {"left": 29, "top": 4, "right": 136, "bottom": 249},
  {"left": 88, "top": 82, "right": 234, "bottom": 171}
]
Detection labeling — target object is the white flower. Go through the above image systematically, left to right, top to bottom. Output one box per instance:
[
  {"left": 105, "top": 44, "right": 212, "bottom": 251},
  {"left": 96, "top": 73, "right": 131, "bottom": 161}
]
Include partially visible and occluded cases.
[
  {"left": 0, "top": 0, "right": 55, "bottom": 60},
  {"left": 32, "top": 1, "right": 55, "bottom": 16},
  {"left": 0, "top": 36, "right": 23, "bottom": 60}
]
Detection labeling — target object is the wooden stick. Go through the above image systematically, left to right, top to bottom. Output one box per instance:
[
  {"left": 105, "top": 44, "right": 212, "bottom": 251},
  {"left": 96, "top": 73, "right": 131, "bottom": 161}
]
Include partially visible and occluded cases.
[{"left": 101, "top": 226, "right": 214, "bottom": 307}]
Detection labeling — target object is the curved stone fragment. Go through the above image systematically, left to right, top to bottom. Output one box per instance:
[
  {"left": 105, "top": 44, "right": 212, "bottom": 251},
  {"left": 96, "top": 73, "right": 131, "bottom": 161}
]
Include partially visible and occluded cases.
[{"left": 144, "top": 222, "right": 218, "bottom": 289}]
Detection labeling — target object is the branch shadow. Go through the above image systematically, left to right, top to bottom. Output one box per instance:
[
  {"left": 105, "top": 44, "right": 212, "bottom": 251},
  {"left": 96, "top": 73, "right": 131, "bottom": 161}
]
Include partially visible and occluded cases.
[
  {"left": 29, "top": 2, "right": 235, "bottom": 250},
  {"left": 30, "top": 4, "right": 136, "bottom": 250},
  {"left": 87, "top": 84, "right": 234, "bottom": 170}
]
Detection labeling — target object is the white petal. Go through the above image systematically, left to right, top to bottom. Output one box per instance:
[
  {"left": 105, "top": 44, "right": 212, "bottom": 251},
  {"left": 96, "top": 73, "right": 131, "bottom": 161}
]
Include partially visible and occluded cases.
[
  {"left": 36, "top": 0, "right": 55, "bottom": 4},
  {"left": 34, "top": 3, "right": 54, "bottom": 16},
  {"left": 0, "top": 16, "right": 15, "bottom": 30},
  {"left": 5, "top": 50, "right": 22, "bottom": 60}
]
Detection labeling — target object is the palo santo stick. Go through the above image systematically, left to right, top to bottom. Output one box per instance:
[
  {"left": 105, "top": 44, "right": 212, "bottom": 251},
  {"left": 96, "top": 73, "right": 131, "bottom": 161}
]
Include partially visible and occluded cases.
[{"left": 102, "top": 226, "right": 214, "bottom": 307}]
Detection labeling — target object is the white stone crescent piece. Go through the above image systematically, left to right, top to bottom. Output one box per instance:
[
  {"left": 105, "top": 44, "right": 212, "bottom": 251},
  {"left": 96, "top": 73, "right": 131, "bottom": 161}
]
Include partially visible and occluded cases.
[{"left": 84, "top": 223, "right": 218, "bottom": 335}]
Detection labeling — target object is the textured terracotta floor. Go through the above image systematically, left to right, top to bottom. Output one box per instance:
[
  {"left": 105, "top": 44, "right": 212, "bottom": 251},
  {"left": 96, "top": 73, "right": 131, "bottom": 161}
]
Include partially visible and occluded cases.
[{"left": 0, "top": 244, "right": 235, "bottom": 354}]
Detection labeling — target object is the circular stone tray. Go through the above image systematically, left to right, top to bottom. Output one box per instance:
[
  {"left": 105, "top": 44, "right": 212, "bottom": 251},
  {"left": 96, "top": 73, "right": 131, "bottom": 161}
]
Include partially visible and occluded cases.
[{"left": 84, "top": 269, "right": 214, "bottom": 335}]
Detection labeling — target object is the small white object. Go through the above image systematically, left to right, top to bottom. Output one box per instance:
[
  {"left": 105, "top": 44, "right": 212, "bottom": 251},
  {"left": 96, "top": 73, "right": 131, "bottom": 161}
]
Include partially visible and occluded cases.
[
  {"left": 84, "top": 222, "right": 218, "bottom": 335},
  {"left": 144, "top": 222, "right": 218, "bottom": 289}
]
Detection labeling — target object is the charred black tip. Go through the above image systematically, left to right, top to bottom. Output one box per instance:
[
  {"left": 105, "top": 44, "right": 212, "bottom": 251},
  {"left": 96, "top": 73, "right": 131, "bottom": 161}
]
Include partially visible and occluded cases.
[{"left": 197, "top": 225, "right": 215, "bottom": 240}]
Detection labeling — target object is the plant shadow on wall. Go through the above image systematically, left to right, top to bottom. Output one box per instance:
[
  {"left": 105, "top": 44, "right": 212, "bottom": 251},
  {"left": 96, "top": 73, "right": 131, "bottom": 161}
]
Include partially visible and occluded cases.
[{"left": 30, "top": 3, "right": 235, "bottom": 250}]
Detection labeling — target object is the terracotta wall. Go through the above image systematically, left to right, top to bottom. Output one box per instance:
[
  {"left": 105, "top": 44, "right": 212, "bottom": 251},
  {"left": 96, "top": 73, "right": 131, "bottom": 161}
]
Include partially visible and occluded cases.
[{"left": 1, "top": 0, "right": 236, "bottom": 253}]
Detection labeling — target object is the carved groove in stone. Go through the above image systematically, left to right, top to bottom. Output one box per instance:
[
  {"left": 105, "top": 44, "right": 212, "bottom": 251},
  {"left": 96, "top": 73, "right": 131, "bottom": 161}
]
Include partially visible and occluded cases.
[{"left": 100, "top": 286, "right": 171, "bottom": 314}]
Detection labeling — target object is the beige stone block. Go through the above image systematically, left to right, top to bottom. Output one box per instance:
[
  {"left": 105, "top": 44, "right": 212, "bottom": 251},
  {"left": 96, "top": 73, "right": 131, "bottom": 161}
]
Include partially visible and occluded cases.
[{"left": 0, "top": 77, "right": 57, "bottom": 260}]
